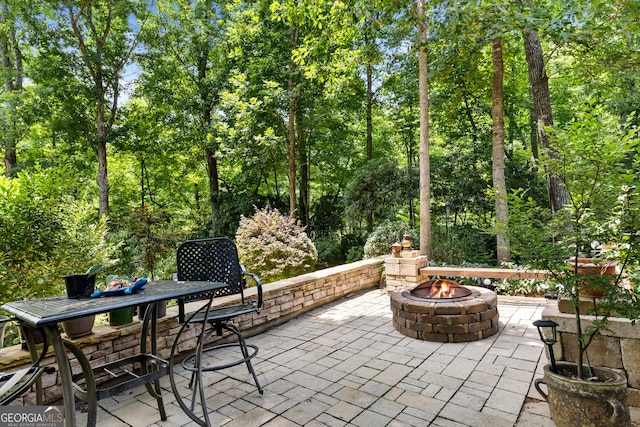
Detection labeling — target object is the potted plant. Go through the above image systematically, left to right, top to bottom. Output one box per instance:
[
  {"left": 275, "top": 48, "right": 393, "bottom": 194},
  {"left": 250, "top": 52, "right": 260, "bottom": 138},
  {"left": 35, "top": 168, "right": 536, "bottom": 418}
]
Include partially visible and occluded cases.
[
  {"left": 509, "top": 106, "right": 640, "bottom": 427},
  {"left": 61, "top": 265, "right": 104, "bottom": 338},
  {"left": 64, "top": 265, "right": 105, "bottom": 299}
]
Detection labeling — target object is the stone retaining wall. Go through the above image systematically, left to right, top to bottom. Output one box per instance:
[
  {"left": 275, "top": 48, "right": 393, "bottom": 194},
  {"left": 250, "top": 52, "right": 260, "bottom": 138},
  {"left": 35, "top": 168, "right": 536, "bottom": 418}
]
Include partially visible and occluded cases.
[{"left": 0, "top": 258, "right": 383, "bottom": 405}]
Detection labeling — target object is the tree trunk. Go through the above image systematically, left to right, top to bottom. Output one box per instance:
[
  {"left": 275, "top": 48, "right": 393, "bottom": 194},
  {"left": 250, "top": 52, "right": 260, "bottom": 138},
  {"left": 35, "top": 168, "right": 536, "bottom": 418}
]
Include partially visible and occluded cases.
[
  {"left": 417, "top": 0, "right": 432, "bottom": 259},
  {"left": 1, "top": 1, "right": 21, "bottom": 175},
  {"left": 287, "top": 25, "right": 299, "bottom": 218},
  {"left": 523, "top": 28, "right": 568, "bottom": 216},
  {"left": 196, "top": 34, "right": 218, "bottom": 231},
  {"left": 365, "top": 35, "right": 373, "bottom": 161},
  {"left": 491, "top": 35, "right": 510, "bottom": 264},
  {"left": 366, "top": 53, "right": 374, "bottom": 232},
  {"left": 96, "top": 99, "right": 110, "bottom": 217},
  {"left": 297, "top": 116, "right": 309, "bottom": 227},
  {"left": 205, "top": 147, "right": 218, "bottom": 230}
]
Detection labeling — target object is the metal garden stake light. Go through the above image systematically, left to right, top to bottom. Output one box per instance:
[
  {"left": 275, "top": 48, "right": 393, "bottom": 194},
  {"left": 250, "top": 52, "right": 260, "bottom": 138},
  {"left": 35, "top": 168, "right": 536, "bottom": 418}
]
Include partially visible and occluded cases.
[{"left": 533, "top": 319, "right": 559, "bottom": 372}]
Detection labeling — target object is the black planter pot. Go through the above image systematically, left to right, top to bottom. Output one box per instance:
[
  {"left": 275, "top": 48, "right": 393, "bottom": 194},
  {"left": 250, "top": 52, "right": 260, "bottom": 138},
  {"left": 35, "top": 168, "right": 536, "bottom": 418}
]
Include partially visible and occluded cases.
[
  {"left": 64, "top": 274, "right": 96, "bottom": 299},
  {"left": 138, "top": 300, "right": 167, "bottom": 320},
  {"left": 19, "top": 324, "right": 45, "bottom": 351}
]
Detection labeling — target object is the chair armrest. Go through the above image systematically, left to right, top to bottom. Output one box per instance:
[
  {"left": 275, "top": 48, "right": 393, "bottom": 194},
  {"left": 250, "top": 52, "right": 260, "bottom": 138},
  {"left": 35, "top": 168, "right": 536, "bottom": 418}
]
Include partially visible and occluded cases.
[
  {"left": 241, "top": 266, "right": 263, "bottom": 310},
  {"left": 0, "top": 319, "right": 55, "bottom": 405}
]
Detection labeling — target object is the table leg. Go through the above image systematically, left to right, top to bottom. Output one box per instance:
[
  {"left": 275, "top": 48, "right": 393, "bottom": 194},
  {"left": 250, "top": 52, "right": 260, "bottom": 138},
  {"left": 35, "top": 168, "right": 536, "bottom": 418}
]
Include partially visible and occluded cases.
[
  {"left": 140, "top": 303, "right": 167, "bottom": 421},
  {"left": 20, "top": 325, "right": 45, "bottom": 405},
  {"left": 44, "top": 325, "right": 76, "bottom": 427},
  {"left": 62, "top": 340, "right": 97, "bottom": 427}
]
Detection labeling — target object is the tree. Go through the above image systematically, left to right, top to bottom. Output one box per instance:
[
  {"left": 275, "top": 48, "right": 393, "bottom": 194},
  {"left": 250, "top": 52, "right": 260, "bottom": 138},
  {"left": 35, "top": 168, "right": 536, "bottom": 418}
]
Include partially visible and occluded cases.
[
  {"left": 0, "top": 0, "right": 23, "bottom": 175},
  {"left": 46, "top": 0, "right": 147, "bottom": 218},
  {"left": 139, "top": 0, "right": 231, "bottom": 231},
  {"left": 416, "top": 0, "right": 432, "bottom": 258},
  {"left": 521, "top": 0, "right": 568, "bottom": 217},
  {"left": 491, "top": 33, "right": 510, "bottom": 263}
]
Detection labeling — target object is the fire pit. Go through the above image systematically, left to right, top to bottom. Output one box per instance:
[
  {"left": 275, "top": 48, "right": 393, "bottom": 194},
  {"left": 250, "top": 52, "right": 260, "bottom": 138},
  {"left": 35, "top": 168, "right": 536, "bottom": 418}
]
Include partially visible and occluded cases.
[{"left": 391, "top": 279, "right": 499, "bottom": 342}]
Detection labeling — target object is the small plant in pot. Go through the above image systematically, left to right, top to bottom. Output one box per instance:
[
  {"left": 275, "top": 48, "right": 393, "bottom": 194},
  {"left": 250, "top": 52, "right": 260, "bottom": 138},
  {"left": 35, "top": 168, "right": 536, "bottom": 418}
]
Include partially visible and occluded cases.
[
  {"left": 509, "top": 106, "right": 640, "bottom": 427},
  {"left": 62, "top": 265, "right": 104, "bottom": 338},
  {"left": 64, "top": 265, "right": 105, "bottom": 299}
]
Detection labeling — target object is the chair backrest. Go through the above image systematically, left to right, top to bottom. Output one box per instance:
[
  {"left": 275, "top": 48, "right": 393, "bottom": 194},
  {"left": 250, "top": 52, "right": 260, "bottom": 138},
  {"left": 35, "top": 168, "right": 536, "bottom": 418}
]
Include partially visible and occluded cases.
[{"left": 176, "top": 238, "right": 246, "bottom": 318}]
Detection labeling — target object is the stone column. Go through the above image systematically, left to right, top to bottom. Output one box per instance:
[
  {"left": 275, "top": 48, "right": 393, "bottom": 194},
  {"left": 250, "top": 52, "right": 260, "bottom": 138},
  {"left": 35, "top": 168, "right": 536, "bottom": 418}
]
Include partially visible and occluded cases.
[{"left": 384, "top": 250, "right": 429, "bottom": 294}]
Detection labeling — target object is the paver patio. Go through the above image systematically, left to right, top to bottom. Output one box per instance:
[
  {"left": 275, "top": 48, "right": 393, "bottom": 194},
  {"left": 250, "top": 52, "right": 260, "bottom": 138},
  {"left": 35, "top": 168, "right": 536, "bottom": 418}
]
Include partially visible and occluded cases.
[{"left": 68, "top": 288, "right": 638, "bottom": 426}]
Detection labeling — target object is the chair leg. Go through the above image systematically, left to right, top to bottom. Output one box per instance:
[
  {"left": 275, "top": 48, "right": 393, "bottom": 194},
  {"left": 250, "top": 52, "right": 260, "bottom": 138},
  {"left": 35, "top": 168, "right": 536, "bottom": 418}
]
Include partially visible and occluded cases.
[
  {"left": 184, "top": 321, "right": 263, "bottom": 394},
  {"left": 227, "top": 324, "right": 263, "bottom": 394},
  {"left": 188, "top": 325, "right": 215, "bottom": 389}
]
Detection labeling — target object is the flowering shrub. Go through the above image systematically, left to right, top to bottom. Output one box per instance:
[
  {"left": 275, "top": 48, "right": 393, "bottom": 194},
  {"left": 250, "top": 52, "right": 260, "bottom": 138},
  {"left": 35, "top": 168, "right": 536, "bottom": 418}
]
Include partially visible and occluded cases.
[{"left": 235, "top": 207, "right": 317, "bottom": 283}]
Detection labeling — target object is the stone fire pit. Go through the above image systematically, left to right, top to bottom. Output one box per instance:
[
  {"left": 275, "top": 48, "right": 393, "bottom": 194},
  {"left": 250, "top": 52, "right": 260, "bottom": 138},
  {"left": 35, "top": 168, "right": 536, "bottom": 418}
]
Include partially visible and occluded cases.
[{"left": 390, "top": 279, "right": 499, "bottom": 343}]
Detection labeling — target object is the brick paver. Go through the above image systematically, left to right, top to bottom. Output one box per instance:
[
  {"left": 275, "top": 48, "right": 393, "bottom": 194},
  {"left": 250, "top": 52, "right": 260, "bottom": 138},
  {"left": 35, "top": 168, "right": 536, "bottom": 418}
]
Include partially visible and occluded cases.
[{"left": 71, "top": 289, "right": 638, "bottom": 426}]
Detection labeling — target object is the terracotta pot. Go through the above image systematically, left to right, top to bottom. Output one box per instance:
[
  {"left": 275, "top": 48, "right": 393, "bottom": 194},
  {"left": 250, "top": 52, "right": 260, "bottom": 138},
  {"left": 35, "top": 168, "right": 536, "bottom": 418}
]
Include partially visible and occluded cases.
[
  {"left": 565, "top": 257, "right": 617, "bottom": 298},
  {"left": 62, "top": 315, "right": 95, "bottom": 338},
  {"left": 535, "top": 362, "right": 630, "bottom": 427}
]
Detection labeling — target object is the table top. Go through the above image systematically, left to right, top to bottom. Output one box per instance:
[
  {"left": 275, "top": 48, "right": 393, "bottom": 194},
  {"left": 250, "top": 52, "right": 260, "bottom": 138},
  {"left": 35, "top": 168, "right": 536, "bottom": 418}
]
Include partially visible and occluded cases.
[{"left": 0, "top": 280, "right": 225, "bottom": 327}]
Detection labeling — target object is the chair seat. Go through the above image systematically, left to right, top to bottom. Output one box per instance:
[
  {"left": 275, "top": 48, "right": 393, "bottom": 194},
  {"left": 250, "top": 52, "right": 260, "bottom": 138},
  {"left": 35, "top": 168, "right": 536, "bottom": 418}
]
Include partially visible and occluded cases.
[{"left": 188, "top": 303, "right": 258, "bottom": 324}]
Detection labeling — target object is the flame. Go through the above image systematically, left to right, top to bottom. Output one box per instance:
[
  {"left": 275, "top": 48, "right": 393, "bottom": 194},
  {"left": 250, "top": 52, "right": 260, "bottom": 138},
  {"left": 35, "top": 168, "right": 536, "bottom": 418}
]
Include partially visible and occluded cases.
[{"left": 428, "top": 280, "right": 451, "bottom": 298}]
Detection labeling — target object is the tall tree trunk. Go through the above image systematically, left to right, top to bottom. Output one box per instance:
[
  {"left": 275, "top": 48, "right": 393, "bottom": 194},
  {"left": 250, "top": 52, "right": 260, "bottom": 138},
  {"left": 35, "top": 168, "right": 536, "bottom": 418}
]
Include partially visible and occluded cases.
[
  {"left": 417, "top": 0, "right": 432, "bottom": 258},
  {"left": 1, "top": 1, "right": 21, "bottom": 176},
  {"left": 287, "top": 25, "right": 299, "bottom": 218},
  {"left": 523, "top": 28, "right": 568, "bottom": 216},
  {"left": 365, "top": 32, "right": 374, "bottom": 231},
  {"left": 196, "top": 34, "right": 218, "bottom": 231},
  {"left": 491, "top": 35, "right": 510, "bottom": 264},
  {"left": 96, "top": 96, "right": 109, "bottom": 217},
  {"left": 96, "top": 98, "right": 110, "bottom": 217},
  {"left": 297, "top": 108, "right": 309, "bottom": 227},
  {"left": 205, "top": 147, "right": 218, "bottom": 229}
]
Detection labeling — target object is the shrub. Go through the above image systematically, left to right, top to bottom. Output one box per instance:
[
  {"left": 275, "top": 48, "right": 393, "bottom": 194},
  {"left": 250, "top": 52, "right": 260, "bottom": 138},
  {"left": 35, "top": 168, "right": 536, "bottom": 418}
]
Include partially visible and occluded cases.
[
  {"left": 0, "top": 167, "right": 115, "bottom": 303},
  {"left": 235, "top": 207, "right": 317, "bottom": 283},
  {"left": 364, "top": 220, "right": 417, "bottom": 258},
  {"left": 431, "top": 223, "right": 495, "bottom": 265},
  {"left": 314, "top": 236, "right": 343, "bottom": 268}
]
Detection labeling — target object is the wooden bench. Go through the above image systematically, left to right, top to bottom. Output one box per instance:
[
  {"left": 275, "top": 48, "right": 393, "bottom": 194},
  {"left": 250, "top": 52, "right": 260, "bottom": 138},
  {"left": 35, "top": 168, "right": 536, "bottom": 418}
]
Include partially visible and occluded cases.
[{"left": 420, "top": 266, "right": 551, "bottom": 280}]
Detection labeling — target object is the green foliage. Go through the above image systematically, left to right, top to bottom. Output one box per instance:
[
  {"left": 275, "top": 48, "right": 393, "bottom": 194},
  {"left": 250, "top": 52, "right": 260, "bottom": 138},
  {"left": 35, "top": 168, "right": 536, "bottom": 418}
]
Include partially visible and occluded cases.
[
  {"left": 508, "top": 105, "right": 640, "bottom": 378},
  {"left": 343, "top": 159, "right": 415, "bottom": 229},
  {"left": 0, "top": 167, "right": 115, "bottom": 303},
  {"left": 309, "top": 195, "right": 343, "bottom": 237},
  {"left": 108, "top": 207, "right": 185, "bottom": 280},
  {"left": 236, "top": 207, "right": 317, "bottom": 283},
  {"left": 364, "top": 220, "right": 417, "bottom": 258},
  {"left": 430, "top": 224, "right": 495, "bottom": 265},
  {"left": 313, "top": 232, "right": 366, "bottom": 267},
  {"left": 313, "top": 236, "right": 343, "bottom": 268}
]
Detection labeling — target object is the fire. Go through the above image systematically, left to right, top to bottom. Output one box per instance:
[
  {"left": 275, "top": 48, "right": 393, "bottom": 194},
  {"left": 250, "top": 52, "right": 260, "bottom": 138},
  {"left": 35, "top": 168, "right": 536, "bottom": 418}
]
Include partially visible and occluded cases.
[
  {"left": 409, "top": 278, "right": 472, "bottom": 300},
  {"left": 427, "top": 280, "right": 452, "bottom": 298}
]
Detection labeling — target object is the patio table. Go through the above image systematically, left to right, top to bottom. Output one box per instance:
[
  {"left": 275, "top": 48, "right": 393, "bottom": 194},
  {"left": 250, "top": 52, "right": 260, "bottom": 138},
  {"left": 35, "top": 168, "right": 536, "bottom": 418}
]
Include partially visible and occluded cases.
[{"left": 0, "top": 280, "right": 224, "bottom": 427}]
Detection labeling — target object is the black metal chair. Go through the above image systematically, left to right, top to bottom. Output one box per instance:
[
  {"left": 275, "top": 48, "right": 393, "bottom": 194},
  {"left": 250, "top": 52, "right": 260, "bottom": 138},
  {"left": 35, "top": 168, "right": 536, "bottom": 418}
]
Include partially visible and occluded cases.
[
  {"left": 169, "top": 237, "right": 263, "bottom": 426},
  {"left": 0, "top": 320, "right": 55, "bottom": 405}
]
